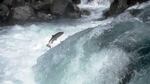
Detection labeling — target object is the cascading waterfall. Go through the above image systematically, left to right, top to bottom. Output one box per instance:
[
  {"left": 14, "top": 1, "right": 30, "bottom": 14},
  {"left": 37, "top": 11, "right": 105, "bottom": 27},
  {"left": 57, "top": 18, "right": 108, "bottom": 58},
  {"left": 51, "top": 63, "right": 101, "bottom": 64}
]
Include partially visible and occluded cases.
[
  {"left": 0, "top": 0, "right": 150, "bottom": 84},
  {"left": 79, "top": 0, "right": 112, "bottom": 22},
  {"left": 34, "top": 2, "right": 150, "bottom": 84},
  {"left": 0, "top": 20, "right": 104, "bottom": 84}
]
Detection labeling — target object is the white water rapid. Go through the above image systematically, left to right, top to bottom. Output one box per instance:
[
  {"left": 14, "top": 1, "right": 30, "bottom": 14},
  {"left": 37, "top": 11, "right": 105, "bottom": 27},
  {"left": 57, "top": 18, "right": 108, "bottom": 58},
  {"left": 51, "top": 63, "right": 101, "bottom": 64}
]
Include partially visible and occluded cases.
[{"left": 0, "top": 0, "right": 150, "bottom": 84}]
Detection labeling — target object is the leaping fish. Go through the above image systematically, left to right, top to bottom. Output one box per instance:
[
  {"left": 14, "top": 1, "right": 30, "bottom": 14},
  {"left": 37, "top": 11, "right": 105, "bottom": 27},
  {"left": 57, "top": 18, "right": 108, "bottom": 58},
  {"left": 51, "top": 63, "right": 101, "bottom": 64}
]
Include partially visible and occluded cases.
[{"left": 47, "top": 32, "right": 64, "bottom": 48}]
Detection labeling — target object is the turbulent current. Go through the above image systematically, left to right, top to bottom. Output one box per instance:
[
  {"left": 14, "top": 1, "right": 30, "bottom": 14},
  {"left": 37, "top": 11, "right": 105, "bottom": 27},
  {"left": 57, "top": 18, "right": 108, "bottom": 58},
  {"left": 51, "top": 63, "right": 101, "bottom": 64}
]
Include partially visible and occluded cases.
[{"left": 0, "top": 0, "right": 150, "bottom": 84}]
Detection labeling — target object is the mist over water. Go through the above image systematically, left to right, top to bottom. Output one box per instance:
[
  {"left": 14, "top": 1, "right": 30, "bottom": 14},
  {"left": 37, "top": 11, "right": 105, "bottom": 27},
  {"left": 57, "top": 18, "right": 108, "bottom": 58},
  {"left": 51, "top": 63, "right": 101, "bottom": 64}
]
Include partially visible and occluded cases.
[{"left": 0, "top": 0, "right": 150, "bottom": 84}]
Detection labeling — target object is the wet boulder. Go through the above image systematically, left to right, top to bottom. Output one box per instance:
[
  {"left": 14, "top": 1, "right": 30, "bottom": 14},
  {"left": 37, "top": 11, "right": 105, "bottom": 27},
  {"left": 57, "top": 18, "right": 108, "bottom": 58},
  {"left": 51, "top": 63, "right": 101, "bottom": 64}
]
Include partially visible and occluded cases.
[
  {"left": 0, "top": 0, "right": 82, "bottom": 26},
  {"left": 2, "top": 0, "right": 14, "bottom": 6},
  {"left": 3, "top": 0, "right": 25, "bottom": 7},
  {"left": 31, "top": 0, "right": 50, "bottom": 11},
  {"left": 31, "top": 0, "right": 81, "bottom": 18},
  {"left": 50, "top": 0, "right": 81, "bottom": 18},
  {"left": 50, "top": 0, "right": 70, "bottom": 15},
  {"left": 72, "top": 0, "right": 81, "bottom": 4},
  {"left": 104, "top": 0, "right": 149, "bottom": 18},
  {"left": 104, "top": 0, "right": 128, "bottom": 17},
  {"left": 64, "top": 2, "right": 81, "bottom": 18},
  {"left": 0, "top": 4, "right": 9, "bottom": 22},
  {"left": 11, "top": 6, "right": 34, "bottom": 21},
  {"left": 81, "top": 9, "right": 91, "bottom": 16},
  {"left": 37, "top": 12, "right": 53, "bottom": 20}
]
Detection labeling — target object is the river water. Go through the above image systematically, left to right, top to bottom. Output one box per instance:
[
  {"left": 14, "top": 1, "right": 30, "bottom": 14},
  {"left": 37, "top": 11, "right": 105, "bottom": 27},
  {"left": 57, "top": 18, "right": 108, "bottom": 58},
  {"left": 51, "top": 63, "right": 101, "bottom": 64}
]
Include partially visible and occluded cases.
[{"left": 0, "top": 0, "right": 150, "bottom": 84}]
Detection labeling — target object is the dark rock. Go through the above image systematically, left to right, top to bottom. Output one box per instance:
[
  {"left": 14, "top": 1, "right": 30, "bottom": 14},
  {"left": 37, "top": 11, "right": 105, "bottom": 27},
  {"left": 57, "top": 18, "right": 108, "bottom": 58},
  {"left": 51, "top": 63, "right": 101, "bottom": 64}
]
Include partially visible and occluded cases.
[
  {"left": 0, "top": 0, "right": 82, "bottom": 26},
  {"left": 0, "top": 0, "right": 4, "bottom": 3},
  {"left": 2, "top": 0, "right": 14, "bottom": 6},
  {"left": 3, "top": 0, "right": 25, "bottom": 7},
  {"left": 16, "top": 0, "right": 26, "bottom": 6},
  {"left": 26, "top": 0, "right": 36, "bottom": 3},
  {"left": 31, "top": 0, "right": 81, "bottom": 18},
  {"left": 50, "top": 0, "right": 70, "bottom": 15},
  {"left": 50, "top": 0, "right": 81, "bottom": 18},
  {"left": 72, "top": 0, "right": 81, "bottom": 4},
  {"left": 104, "top": 0, "right": 149, "bottom": 18},
  {"left": 104, "top": 0, "right": 128, "bottom": 17},
  {"left": 127, "top": 0, "right": 148, "bottom": 6},
  {"left": 32, "top": 1, "right": 50, "bottom": 11},
  {"left": 64, "top": 2, "right": 81, "bottom": 18},
  {"left": 0, "top": 4, "right": 9, "bottom": 22},
  {"left": 12, "top": 6, "right": 34, "bottom": 21},
  {"left": 81, "top": 9, "right": 91, "bottom": 16},
  {"left": 37, "top": 12, "right": 53, "bottom": 20},
  {"left": 66, "top": 12, "right": 81, "bottom": 18}
]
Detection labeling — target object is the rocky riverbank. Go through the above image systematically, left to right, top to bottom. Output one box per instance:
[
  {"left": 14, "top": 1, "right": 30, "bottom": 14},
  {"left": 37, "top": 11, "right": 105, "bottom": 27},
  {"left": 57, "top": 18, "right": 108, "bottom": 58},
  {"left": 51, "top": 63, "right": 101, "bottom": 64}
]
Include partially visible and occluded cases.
[
  {"left": 0, "top": 0, "right": 81, "bottom": 26},
  {"left": 0, "top": 0, "right": 149, "bottom": 26}
]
